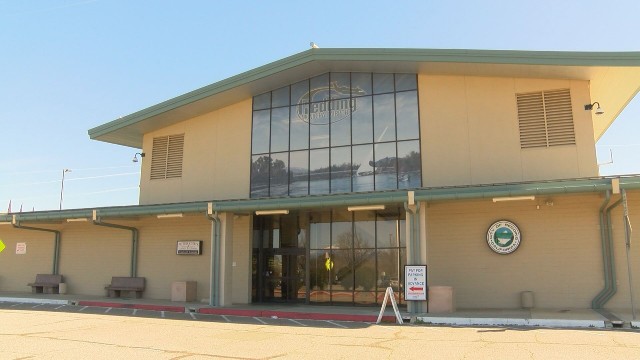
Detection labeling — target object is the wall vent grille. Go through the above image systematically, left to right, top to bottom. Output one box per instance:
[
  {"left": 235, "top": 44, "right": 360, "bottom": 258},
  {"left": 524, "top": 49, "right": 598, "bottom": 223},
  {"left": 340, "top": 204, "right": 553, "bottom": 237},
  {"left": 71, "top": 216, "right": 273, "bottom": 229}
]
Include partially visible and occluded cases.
[
  {"left": 517, "top": 88, "right": 575, "bottom": 149},
  {"left": 150, "top": 134, "right": 184, "bottom": 180}
]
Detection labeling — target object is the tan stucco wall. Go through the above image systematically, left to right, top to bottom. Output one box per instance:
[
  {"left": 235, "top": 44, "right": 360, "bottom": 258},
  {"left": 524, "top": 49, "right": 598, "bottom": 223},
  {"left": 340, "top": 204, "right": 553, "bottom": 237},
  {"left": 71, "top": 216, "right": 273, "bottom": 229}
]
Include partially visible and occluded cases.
[
  {"left": 420, "top": 75, "right": 598, "bottom": 187},
  {"left": 139, "top": 99, "right": 252, "bottom": 205},
  {"left": 425, "top": 192, "right": 640, "bottom": 310},
  {"left": 232, "top": 215, "right": 251, "bottom": 304},
  {"left": 0, "top": 226, "right": 57, "bottom": 292}
]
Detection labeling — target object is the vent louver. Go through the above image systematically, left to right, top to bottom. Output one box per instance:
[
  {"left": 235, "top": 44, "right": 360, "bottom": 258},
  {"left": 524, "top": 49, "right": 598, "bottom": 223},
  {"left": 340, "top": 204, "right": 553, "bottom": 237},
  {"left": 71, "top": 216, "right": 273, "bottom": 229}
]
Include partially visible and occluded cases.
[
  {"left": 517, "top": 89, "right": 575, "bottom": 149},
  {"left": 150, "top": 134, "right": 184, "bottom": 180}
]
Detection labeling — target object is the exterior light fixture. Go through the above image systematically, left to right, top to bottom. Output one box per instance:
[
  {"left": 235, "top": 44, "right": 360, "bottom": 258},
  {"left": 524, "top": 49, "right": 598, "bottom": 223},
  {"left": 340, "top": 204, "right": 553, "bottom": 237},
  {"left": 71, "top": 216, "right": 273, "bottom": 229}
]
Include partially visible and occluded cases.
[
  {"left": 584, "top": 102, "right": 604, "bottom": 115},
  {"left": 132, "top": 152, "right": 145, "bottom": 163},
  {"left": 492, "top": 196, "right": 535, "bottom": 203},
  {"left": 347, "top": 205, "right": 386, "bottom": 211},
  {"left": 255, "top": 210, "right": 289, "bottom": 215},
  {"left": 157, "top": 213, "right": 183, "bottom": 219},
  {"left": 66, "top": 218, "right": 88, "bottom": 222}
]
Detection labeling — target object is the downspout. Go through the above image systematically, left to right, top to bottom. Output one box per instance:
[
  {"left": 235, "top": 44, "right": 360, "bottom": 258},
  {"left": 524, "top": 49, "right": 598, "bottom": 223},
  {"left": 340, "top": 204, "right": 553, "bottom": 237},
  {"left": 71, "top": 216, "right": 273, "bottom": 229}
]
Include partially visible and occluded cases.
[
  {"left": 621, "top": 189, "right": 636, "bottom": 320},
  {"left": 592, "top": 191, "right": 611, "bottom": 308},
  {"left": 593, "top": 195, "right": 623, "bottom": 308},
  {"left": 403, "top": 199, "right": 421, "bottom": 313},
  {"left": 206, "top": 203, "right": 220, "bottom": 307},
  {"left": 91, "top": 210, "right": 139, "bottom": 277},
  {"left": 12, "top": 215, "right": 61, "bottom": 275}
]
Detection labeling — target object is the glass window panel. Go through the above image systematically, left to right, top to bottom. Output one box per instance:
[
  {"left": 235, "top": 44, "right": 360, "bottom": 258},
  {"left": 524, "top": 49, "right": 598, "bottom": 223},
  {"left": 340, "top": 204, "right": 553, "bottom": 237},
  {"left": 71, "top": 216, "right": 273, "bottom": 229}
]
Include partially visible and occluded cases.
[
  {"left": 309, "top": 73, "right": 330, "bottom": 102},
  {"left": 330, "top": 73, "right": 350, "bottom": 99},
  {"left": 351, "top": 73, "right": 371, "bottom": 97},
  {"left": 373, "top": 73, "right": 394, "bottom": 94},
  {"left": 395, "top": 74, "right": 417, "bottom": 92},
  {"left": 291, "top": 79, "right": 309, "bottom": 105},
  {"left": 271, "top": 86, "right": 290, "bottom": 108},
  {"left": 396, "top": 91, "right": 420, "bottom": 140},
  {"left": 253, "top": 92, "right": 271, "bottom": 110},
  {"left": 373, "top": 94, "right": 396, "bottom": 142},
  {"left": 351, "top": 96, "right": 372, "bottom": 144},
  {"left": 330, "top": 99, "right": 351, "bottom": 147},
  {"left": 309, "top": 100, "right": 331, "bottom": 126},
  {"left": 290, "top": 104, "right": 309, "bottom": 151},
  {"left": 270, "top": 107, "right": 289, "bottom": 153},
  {"left": 309, "top": 109, "right": 329, "bottom": 149},
  {"left": 251, "top": 110, "right": 270, "bottom": 154},
  {"left": 397, "top": 140, "right": 422, "bottom": 189},
  {"left": 374, "top": 142, "right": 397, "bottom": 191},
  {"left": 352, "top": 144, "right": 374, "bottom": 192},
  {"left": 330, "top": 147, "right": 351, "bottom": 193},
  {"left": 309, "top": 149, "right": 329, "bottom": 195},
  {"left": 289, "top": 150, "right": 308, "bottom": 196},
  {"left": 269, "top": 152, "right": 288, "bottom": 197},
  {"left": 250, "top": 154, "right": 271, "bottom": 198},
  {"left": 332, "top": 209, "right": 352, "bottom": 250},
  {"left": 310, "top": 211, "right": 331, "bottom": 249},
  {"left": 354, "top": 211, "right": 375, "bottom": 248},
  {"left": 377, "top": 217, "right": 400, "bottom": 249},
  {"left": 378, "top": 248, "right": 402, "bottom": 292},
  {"left": 309, "top": 249, "right": 331, "bottom": 303},
  {"left": 331, "top": 249, "right": 354, "bottom": 303},
  {"left": 354, "top": 249, "right": 376, "bottom": 291},
  {"left": 354, "top": 291, "right": 376, "bottom": 305}
]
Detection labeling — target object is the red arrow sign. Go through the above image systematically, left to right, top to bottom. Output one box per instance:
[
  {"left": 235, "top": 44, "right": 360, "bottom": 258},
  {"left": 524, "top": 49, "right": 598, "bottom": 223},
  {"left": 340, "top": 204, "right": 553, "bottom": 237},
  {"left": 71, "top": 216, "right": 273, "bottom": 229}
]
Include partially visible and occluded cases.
[{"left": 409, "top": 286, "right": 423, "bottom": 292}]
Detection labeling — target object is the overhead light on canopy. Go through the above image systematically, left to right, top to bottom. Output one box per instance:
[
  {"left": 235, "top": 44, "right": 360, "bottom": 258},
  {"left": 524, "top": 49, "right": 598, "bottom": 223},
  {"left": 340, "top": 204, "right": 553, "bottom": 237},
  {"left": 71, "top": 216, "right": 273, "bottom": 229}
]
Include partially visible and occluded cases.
[{"left": 347, "top": 205, "right": 386, "bottom": 211}]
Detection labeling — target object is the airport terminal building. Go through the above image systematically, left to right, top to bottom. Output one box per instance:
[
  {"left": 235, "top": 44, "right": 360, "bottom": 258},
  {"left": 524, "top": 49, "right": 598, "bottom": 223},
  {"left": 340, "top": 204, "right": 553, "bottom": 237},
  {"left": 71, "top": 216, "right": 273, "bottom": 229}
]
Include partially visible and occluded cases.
[{"left": 2, "top": 48, "right": 640, "bottom": 314}]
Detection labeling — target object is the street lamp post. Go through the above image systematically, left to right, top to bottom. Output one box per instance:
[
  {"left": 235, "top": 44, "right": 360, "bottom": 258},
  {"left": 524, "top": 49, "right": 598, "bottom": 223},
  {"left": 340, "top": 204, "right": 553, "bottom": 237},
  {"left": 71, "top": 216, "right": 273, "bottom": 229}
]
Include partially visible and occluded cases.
[{"left": 59, "top": 169, "right": 71, "bottom": 210}]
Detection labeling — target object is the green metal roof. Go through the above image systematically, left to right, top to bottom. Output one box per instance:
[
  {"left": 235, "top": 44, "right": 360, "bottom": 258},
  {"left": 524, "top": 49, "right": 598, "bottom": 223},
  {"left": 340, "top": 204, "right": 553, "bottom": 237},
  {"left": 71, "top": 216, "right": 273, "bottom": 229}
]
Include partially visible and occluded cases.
[
  {"left": 88, "top": 48, "right": 640, "bottom": 148},
  {"left": 3, "top": 176, "right": 640, "bottom": 224}
]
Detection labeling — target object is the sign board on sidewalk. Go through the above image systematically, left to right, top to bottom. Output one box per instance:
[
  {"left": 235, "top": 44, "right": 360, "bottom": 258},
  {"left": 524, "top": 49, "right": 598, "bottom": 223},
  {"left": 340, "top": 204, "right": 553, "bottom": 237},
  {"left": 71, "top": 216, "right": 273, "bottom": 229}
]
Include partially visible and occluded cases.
[{"left": 404, "top": 265, "right": 427, "bottom": 301}]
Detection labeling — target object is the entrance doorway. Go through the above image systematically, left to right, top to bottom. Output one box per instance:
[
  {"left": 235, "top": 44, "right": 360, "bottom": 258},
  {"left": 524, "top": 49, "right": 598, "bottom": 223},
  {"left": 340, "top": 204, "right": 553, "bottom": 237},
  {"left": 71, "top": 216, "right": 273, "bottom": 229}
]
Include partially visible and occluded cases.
[{"left": 252, "top": 215, "right": 307, "bottom": 303}]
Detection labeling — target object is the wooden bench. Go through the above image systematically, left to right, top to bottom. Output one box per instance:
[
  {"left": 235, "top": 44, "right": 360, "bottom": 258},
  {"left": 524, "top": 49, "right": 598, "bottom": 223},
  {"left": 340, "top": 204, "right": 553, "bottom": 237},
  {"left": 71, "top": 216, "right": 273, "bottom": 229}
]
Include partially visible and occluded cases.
[
  {"left": 28, "top": 274, "right": 63, "bottom": 294},
  {"left": 105, "top": 277, "right": 145, "bottom": 298}
]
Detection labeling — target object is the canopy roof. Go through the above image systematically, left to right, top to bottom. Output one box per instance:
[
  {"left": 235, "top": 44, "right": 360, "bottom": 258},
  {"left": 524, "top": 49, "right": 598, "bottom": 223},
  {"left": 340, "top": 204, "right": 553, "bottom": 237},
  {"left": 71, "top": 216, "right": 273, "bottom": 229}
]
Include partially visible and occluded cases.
[{"left": 88, "top": 48, "right": 640, "bottom": 148}]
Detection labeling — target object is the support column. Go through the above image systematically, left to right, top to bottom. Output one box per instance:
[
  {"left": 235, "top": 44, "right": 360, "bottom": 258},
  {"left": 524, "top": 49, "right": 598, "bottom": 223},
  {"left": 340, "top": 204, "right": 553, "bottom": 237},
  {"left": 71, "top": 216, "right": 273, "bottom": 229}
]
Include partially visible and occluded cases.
[{"left": 217, "top": 212, "right": 234, "bottom": 306}]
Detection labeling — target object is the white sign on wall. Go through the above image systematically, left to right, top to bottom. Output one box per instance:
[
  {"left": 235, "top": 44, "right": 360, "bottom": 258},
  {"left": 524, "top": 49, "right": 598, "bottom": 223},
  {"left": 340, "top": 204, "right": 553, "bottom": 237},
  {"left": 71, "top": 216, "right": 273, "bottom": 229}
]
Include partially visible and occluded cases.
[
  {"left": 176, "top": 241, "right": 202, "bottom": 255},
  {"left": 16, "top": 242, "right": 27, "bottom": 255},
  {"left": 404, "top": 265, "right": 427, "bottom": 301}
]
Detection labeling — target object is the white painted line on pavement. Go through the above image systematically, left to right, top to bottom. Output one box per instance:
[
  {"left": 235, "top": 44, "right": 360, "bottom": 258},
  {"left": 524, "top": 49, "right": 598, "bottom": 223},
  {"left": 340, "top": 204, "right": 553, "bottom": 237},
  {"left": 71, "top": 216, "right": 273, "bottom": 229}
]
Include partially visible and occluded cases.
[
  {"left": 10, "top": 303, "right": 23, "bottom": 307},
  {"left": 31, "top": 304, "right": 43, "bottom": 308},
  {"left": 54, "top": 305, "right": 66, "bottom": 310},
  {"left": 79, "top": 306, "right": 88, "bottom": 312},
  {"left": 105, "top": 307, "right": 112, "bottom": 313},
  {"left": 132, "top": 309, "right": 138, "bottom": 315},
  {"left": 161, "top": 311, "right": 165, "bottom": 318},
  {"left": 189, "top": 312, "right": 197, "bottom": 320},
  {"left": 221, "top": 315, "right": 231, "bottom": 322},
  {"left": 253, "top": 317, "right": 267, "bottom": 324},
  {"left": 289, "top": 319, "right": 308, "bottom": 327},
  {"left": 326, "top": 320, "right": 348, "bottom": 328}
]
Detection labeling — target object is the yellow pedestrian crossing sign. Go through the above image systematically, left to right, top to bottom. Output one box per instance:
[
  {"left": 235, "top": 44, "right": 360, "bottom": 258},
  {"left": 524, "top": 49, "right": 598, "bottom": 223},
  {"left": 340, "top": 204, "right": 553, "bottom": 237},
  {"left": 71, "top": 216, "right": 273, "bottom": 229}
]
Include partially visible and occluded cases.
[{"left": 0, "top": 239, "right": 5, "bottom": 253}]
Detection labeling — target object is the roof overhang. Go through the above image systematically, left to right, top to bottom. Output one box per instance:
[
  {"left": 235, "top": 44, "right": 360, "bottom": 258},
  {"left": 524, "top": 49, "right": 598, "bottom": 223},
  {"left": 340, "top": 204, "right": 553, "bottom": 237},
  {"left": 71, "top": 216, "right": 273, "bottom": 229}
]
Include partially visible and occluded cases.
[
  {"left": 88, "top": 48, "right": 640, "bottom": 148},
  {"left": 3, "top": 176, "right": 640, "bottom": 223}
]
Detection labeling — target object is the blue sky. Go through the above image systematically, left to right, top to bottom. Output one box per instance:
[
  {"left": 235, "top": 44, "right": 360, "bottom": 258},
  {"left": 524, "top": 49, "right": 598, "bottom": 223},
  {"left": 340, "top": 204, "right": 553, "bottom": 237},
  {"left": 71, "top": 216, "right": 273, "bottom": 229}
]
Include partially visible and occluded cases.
[{"left": 1, "top": 0, "right": 639, "bottom": 212}]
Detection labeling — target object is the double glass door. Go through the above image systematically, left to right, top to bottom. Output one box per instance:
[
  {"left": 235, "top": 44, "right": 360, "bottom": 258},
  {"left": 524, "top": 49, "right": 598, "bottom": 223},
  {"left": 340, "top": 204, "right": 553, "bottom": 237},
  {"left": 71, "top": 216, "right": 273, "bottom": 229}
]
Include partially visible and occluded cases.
[{"left": 252, "top": 215, "right": 307, "bottom": 303}]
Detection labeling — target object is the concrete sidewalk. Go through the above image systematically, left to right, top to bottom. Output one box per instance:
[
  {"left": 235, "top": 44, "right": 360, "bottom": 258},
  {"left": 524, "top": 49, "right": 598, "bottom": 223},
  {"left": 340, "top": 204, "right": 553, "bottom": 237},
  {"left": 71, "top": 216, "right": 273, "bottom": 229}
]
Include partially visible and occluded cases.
[{"left": 1, "top": 291, "right": 637, "bottom": 329}]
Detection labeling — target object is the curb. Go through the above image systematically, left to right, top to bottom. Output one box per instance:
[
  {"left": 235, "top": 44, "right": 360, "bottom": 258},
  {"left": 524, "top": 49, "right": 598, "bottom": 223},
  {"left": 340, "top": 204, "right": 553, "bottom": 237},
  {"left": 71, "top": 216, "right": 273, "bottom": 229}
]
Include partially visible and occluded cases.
[
  {"left": 0, "top": 297, "right": 70, "bottom": 305},
  {"left": 77, "top": 301, "right": 185, "bottom": 313},
  {"left": 197, "top": 307, "right": 397, "bottom": 323},
  {"left": 416, "top": 316, "right": 606, "bottom": 328}
]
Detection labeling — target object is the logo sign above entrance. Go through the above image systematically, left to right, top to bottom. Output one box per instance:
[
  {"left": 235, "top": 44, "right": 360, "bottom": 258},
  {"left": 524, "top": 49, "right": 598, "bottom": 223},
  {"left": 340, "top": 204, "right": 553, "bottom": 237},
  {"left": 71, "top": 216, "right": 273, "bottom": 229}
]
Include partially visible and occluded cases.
[
  {"left": 487, "top": 220, "right": 522, "bottom": 254},
  {"left": 404, "top": 265, "right": 427, "bottom": 301}
]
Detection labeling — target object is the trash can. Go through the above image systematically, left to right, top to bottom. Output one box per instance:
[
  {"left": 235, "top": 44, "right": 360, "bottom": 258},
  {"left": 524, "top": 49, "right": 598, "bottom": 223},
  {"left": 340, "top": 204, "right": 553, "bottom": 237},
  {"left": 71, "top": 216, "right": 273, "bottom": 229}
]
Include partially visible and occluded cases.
[
  {"left": 58, "top": 282, "right": 67, "bottom": 295},
  {"left": 521, "top": 291, "right": 534, "bottom": 309}
]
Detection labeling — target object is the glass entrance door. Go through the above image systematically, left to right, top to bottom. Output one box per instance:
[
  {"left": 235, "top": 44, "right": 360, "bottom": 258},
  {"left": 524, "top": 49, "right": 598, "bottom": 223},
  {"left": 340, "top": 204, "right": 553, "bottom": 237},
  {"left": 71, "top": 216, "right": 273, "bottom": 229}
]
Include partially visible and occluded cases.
[{"left": 252, "top": 214, "right": 307, "bottom": 303}]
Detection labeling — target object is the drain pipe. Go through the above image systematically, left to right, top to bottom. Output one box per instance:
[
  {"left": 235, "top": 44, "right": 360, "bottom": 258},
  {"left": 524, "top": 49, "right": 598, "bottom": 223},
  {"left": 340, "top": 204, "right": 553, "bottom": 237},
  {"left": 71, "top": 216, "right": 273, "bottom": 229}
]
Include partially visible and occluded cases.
[
  {"left": 621, "top": 189, "right": 637, "bottom": 320},
  {"left": 592, "top": 191, "right": 612, "bottom": 308},
  {"left": 593, "top": 194, "right": 623, "bottom": 309},
  {"left": 206, "top": 203, "right": 220, "bottom": 307},
  {"left": 92, "top": 210, "right": 139, "bottom": 277},
  {"left": 12, "top": 215, "right": 61, "bottom": 275}
]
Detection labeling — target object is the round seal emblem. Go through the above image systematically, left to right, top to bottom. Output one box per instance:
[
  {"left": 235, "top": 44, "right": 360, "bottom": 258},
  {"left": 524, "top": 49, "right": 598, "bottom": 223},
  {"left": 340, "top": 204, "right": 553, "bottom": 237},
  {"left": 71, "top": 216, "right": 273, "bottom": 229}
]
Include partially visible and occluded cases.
[{"left": 486, "top": 220, "right": 521, "bottom": 254}]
